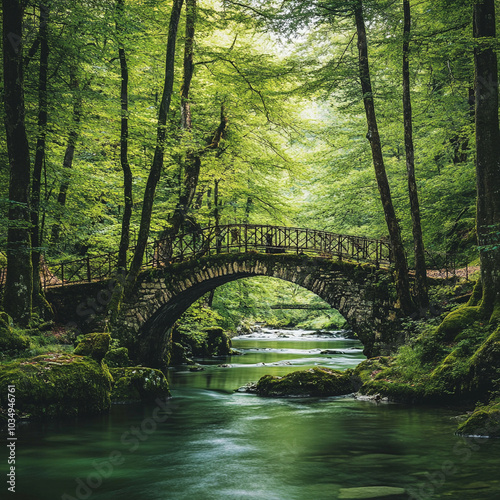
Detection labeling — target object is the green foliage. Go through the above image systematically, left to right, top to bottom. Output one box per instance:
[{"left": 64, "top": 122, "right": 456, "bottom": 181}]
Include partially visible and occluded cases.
[{"left": 211, "top": 276, "right": 346, "bottom": 332}]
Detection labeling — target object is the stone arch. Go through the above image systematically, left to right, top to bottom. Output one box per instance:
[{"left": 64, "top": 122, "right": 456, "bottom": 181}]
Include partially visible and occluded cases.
[{"left": 114, "top": 253, "right": 397, "bottom": 368}]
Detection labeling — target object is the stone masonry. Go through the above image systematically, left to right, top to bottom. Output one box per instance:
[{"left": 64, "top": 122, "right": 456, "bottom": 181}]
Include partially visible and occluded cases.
[{"left": 111, "top": 253, "right": 399, "bottom": 368}]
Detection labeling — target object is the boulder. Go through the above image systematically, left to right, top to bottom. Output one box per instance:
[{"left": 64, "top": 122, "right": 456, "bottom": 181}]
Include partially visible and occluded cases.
[
  {"left": 74, "top": 332, "right": 111, "bottom": 361},
  {"left": 103, "top": 347, "right": 130, "bottom": 368},
  {"left": 0, "top": 354, "right": 112, "bottom": 418},
  {"left": 256, "top": 366, "right": 355, "bottom": 397},
  {"left": 110, "top": 367, "right": 170, "bottom": 403},
  {"left": 457, "top": 401, "right": 500, "bottom": 437}
]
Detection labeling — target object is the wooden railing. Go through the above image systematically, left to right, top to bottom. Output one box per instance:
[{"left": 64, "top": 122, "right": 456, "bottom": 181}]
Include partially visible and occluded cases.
[{"left": 0, "top": 224, "right": 392, "bottom": 289}]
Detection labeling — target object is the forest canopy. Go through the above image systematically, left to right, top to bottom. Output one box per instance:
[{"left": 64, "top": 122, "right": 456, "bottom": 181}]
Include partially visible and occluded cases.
[{"left": 1, "top": 0, "right": 499, "bottom": 326}]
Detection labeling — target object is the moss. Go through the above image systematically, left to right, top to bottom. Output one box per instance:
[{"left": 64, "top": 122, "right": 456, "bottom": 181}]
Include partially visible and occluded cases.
[
  {"left": 467, "top": 279, "right": 483, "bottom": 307},
  {"left": 435, "top": 306, "right": 483, "bottom": 342},
  {"left": 0, "top": 314, "right": 30, "bottom": 354},
  {"left": 205, "top": 327, "right": 232, "bottom": 356},
  {"left": 467, "top": 327, "right": 500, "bottom": 395},
  {"left": 74, "top": 332, "right": 111, "bottom": 361},
  {"left": 169, "top": 342, "right": 190, "bottom": 365},
  {"left": 103, "top": 347, "right": 130, "bottom": 368},
  {"left": 0, "top": 354, "right": 112, "bottom": 418},
  {"left": 353, "top": 356, "right": 394, "bottom": 385},
  {"left": 256, "top": 366, "right": 355, "bottom": 397},
  {"left": 110, "top": 367, "right": 170, "bottom": 402},
  {"left": 457, "top": 402, "right": 500, "bottom": 437}
]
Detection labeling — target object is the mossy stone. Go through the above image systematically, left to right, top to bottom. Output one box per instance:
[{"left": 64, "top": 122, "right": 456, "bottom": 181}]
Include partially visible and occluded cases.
[
  {"left": 435, "top": 306, "right": 482, "bottom": 342},
  {"left": 0, "top": 314, "right": 30, "bottom": 354},
  {"left": 205, "top": 327, "right": 232, "bottom": 356},
  {"left": 468, "top": 327, "right": 500, "bottom": 394},
  {"left": 74, "top": 332, "right": 111, "bottom": 361},
  {"left": 170, "top": 342, "right": 190, "bottom": 365},
  {"left": 103, "top": 347, "right": 130, "bottom": 368},
  {"left": 0, "top": 354, "right": 112, "bottom": 418},
  {"left": 256, "top": 366, "right": 355, "bottom": 397},
  {"left": 110, "top": 367, "right": 170, "bottom": 402},
  {"left": 457, "top": 402, "right": 500, "bottom": 437}
]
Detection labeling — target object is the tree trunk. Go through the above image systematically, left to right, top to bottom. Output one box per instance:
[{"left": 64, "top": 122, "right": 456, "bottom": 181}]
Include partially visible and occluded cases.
[
  {"left": 2, "top": 0, "right": 33, "bottom": 325},
  {"left": 116, "top": 0, "right": 133, "bottom": 272},
  {"left": 124, "top": 0, "right": 184, "bottom": 289},
  {"left": 159, "top": 0, "right": 228, "bottom": 258},
  {"left": 402, "top": 0, "right": 428, "bottom": 308},
  {"left": 473, "top": 0, "right": 500, "bottom": 319},
  {"left": 354, "top": 1, "right": 413, "bottom": 315},
  {"left": 32, "top": 3, "right": 50, "bottom": 304},
  {"left": 50, "top": 70, "right": 82, "bottom": 244}
]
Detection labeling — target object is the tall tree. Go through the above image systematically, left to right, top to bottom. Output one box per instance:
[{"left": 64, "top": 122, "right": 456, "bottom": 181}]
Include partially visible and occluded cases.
[
  {"left": 2, "top": 0, "right": 33, "bottom": 325},
  {"left": 116, "top": 0, "right": 133, "bottom": 272},
  {"left": 123, "top": 0, "right": 184, "bottom": 288},
  {"left": 156, "top": 0, "right": 228, "bottom": 259},
  {"left": 354, "top": 0, "right": 413, "bottom": 315},
  {"left": 402, "top": 0, "right": 428, "bottom": 308},
  {"left": 473, "top": 0, "right": 500, "bottom": 320},
  {"left": 31, "top": 2, "right": 50, "bottom": 307},
  {"left": 50, "top": 69, "right": 83, "bottom": 244}
]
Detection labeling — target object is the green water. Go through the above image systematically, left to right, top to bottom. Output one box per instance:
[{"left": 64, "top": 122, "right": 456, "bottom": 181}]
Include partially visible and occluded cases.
[{"left": 11, "top": 329, "right": 500, "bottom": 500}]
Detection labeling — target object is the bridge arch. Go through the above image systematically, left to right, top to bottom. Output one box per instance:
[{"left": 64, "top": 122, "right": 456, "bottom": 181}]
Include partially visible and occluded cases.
[{"left": 114, "top": 253, "right": 398, "bottom": 368}]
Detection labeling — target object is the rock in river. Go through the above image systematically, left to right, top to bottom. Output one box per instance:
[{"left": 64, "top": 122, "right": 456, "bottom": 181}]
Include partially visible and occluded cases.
[{"left": 256, "top": 366, "right": 356, "bottom": 397}]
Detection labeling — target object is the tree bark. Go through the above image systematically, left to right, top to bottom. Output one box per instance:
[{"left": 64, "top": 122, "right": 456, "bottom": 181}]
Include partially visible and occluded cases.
[
  {"left": 2, "top": 0, "right": 33, "bottom": 325},
  {"left": 116, "top": 0, "right": 133, "bottom": 272},
  {"left": 124, "top": 0, "right": 184, "bottom": 289},
  {"left": 402, "top": 0, "right": 428, "bottom": 308},
  {"left": 473, "top": 0, "right": 500, "bottom": 318},
  {"left": 354, "top": 1, "right": 413, "bottom": 315},
  {"left": 32, "top": 3, "right": 50, "bottom": 304},
  {"left": 50, "top": 69, "right": 82, "bottom": 244}
]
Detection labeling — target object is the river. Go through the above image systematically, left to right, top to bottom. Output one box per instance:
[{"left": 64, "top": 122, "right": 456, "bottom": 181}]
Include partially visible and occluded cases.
[{"left": 11, "top": 328, "right": 500, "bottom": 500}]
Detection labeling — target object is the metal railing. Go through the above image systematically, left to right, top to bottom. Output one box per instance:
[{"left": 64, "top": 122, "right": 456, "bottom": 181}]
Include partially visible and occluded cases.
[{"left": 0, "top": 224, "right": 392, "bottom": 289}]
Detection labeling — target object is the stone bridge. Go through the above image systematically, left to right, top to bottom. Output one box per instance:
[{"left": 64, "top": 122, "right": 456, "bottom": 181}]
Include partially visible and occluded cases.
[
  {"left": 40, "top": 225, "right": 400, "bottom": 368},
  {"left": 109, "top": 253, "right": 398, "bottom": 368}
]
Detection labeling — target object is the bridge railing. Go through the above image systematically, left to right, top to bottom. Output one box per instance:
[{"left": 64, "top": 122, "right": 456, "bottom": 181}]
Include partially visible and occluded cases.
[
  {"left": 0, "top": 224, "right": 392, "bottom": 289},
  {"left": 156, "top": 224, "right": 392, "bottom": 266}
]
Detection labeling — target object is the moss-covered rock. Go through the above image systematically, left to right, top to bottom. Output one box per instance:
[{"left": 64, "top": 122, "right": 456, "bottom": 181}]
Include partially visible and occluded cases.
[
  {"left": 435, "top": 306, "right": 482, "bottom": 342},
  {"left": 0, "top": 313, "right": 30, "bottom": 354},
  {"left": 205, "top": 327, "right": 232, "bottom": 356},
  {"left": 468, "top": 327, "right": 500, "bottom": 395},
  {"left": 74, "top": 332, "right": 111, "bottom": 361},
  {"left": 169, "top": 342, "right": 191, "bottom": 365},
  {"left": 103, "top": 347, "right": 130, "bottom": 368},
  {"left": 0, "top": 354, "right": 112, "bottom": 418},
  {"left": 353, "top": 356, "right": 394, "bottom": 385},
  {"left": 256, "top": 366, "right": 355, "bottom": 397},
  {"left": 110, "top": 367, "right": 170, "bottom": 402},
  {"left": 457, "top": 401, "right": 500, "bottom": 437}
]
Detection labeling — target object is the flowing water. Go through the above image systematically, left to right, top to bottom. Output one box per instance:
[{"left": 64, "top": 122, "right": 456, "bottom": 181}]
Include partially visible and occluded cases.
[{"left": 10, "top": 328, "right": 500, "bottom": 500}]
